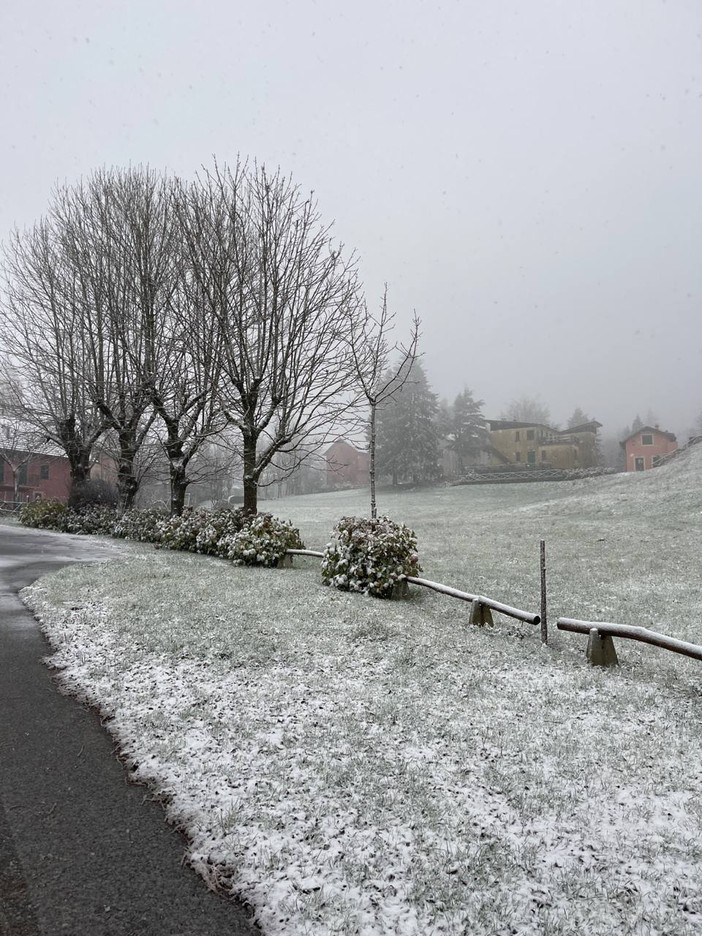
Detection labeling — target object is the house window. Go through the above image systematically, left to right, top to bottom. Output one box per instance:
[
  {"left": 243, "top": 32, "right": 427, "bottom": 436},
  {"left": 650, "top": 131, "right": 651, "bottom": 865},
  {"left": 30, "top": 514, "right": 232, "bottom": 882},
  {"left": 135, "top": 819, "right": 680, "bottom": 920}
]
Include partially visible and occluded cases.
[
  {"left": 526, "top": 429, "right": 535, "bottom": 441},
  {"left": 515, "top": 431, "right": 520, "bottom": 441},
  {"left": 641, "top": 433, "right": 653, "bottom": 445},
  {"left": 527, "top": 450, "right": 536, "bottom": 465},
  {"left": 541, "top": 450, "right": 547, "bottom": 462},
  {"left": 515, "top": 451, "right": 522, "bottom": 462},
  {"left": 635, "top": 457, "right": 645, "bottom": 472},
  {"left": 18, "top": 464, "right": 27, "bottom": 486},
  {"left": 40, "top": 464, "right": 49, "bottom": 480}
]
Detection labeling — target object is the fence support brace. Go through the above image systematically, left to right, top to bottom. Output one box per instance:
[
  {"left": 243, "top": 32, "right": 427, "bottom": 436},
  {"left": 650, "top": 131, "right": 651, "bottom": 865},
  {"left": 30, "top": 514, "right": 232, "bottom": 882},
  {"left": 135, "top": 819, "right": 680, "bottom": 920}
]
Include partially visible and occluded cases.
[
  {"left": 469, "top": 601, "right": 494, "bottom": 627},
  {"left": 557, "top": 617, "right": 702, "bottom": 667},
  {"left": 586, "top": 628, "right": 619, "bottom": 667}
]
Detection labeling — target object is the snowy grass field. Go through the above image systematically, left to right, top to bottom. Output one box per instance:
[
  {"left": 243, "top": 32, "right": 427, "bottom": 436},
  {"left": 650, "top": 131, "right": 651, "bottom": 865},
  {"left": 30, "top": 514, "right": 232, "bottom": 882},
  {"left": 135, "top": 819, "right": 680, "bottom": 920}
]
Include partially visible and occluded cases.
[{"left": 23, "top": 444, "right": 702, "bottom": 935}]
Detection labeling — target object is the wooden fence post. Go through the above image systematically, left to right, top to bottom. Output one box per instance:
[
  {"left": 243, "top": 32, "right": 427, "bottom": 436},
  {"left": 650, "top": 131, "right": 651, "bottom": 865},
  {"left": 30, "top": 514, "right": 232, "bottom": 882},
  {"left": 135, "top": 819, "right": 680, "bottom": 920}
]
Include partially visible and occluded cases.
[{"left": 540, "top": 540, "right": 547, "bottom": 644}]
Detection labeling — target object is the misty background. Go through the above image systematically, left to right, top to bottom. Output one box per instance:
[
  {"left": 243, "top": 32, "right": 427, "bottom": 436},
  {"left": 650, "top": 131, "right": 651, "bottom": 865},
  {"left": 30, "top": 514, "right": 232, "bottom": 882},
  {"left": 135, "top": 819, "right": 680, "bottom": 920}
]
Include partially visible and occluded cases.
[{"left": 1, "top": 0, "right": 700, "bottom": 441}]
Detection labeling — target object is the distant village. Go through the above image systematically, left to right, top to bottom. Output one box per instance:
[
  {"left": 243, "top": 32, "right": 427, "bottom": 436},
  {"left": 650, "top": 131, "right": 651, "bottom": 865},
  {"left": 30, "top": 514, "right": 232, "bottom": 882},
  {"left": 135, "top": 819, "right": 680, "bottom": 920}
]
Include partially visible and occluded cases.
[{"left": 1, "top": 402, "right": 696, "bottom": 509}]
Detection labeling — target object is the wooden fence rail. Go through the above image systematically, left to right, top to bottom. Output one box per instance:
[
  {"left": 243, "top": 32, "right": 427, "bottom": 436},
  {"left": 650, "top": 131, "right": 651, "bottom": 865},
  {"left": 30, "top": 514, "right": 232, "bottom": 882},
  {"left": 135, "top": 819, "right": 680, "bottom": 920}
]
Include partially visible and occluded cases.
[
  {"left": 285, "top": 548, "right": 325, "bottom": 559},
  {"left": 283, "top": 550, "right": 540, "bottom": 627},
  {"left": 405, "top": 576, "right": 540, "bottom": 626},
  {"left": 556, "top": 617, "right": 702, "bottom": 667}
]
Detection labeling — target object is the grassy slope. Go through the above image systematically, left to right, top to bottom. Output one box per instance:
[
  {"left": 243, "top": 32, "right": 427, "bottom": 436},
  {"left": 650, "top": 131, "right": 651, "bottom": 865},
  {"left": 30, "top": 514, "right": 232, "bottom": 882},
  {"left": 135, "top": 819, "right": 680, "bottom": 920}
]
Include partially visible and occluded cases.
[{"left": 23, "top": 445, "right": 702, "bottom": 935}]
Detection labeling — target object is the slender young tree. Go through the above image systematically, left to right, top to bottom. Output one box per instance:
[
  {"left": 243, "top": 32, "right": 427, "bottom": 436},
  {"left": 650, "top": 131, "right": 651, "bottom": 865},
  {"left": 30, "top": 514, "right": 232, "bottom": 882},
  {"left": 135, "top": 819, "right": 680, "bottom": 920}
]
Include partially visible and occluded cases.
[{"left": 345, "top": 286, "right": 419, "bottom": 518}]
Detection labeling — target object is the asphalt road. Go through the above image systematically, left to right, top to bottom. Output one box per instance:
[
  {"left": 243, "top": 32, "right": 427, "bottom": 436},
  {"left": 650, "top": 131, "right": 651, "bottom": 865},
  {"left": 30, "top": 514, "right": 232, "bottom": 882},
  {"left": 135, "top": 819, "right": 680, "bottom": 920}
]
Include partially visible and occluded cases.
[{"left": 0, "top": 523, "right": 258, "bottom": 936}]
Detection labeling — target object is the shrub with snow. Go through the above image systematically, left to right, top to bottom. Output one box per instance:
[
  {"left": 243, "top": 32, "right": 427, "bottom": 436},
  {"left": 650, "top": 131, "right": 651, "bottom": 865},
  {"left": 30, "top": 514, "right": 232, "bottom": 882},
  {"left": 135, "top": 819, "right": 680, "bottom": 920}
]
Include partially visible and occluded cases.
[
  {"left": 18, "top": 499, "right": 69, "bottom": 530},
  {"left": 20, "top": 500, "right": 304, "bottom": 569},
  {"left": 62, "top": 505, "right": 117, "bottom": 535},
  {"left": 111, "top": 507, "right": 168, "bottom": 543},
  {"left": 194, "top": 507, "right": 248, "bottom": 557},
  {"left": 222, "top": 513, "right": 304, "bottom": 567},
  {"left": 321, "top": 515, "right": 421, "bottom": 598}
]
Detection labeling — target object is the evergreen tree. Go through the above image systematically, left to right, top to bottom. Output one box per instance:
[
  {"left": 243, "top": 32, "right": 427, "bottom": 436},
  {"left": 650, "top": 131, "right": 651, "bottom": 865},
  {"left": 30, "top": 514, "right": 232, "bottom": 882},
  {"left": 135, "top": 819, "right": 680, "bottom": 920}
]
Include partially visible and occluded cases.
[
  {"left": 375, "top": 359, "right": 439, "bottom": 485},
  {"left": 448, "top": 388, "right": 487, "bottom": 471},
  {"left": 567, "top": 407, "right": 590, "bottom": 429}
]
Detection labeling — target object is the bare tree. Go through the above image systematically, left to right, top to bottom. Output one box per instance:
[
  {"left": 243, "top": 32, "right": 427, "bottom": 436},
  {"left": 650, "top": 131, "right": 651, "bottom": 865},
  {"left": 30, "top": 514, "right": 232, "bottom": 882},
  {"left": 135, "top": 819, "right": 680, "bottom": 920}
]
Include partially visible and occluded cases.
[
  {"left": 178, "top": 160, "right": 365, "bottom": 513},
  {"left": 52, "top": 167, "right": 181, "bottom": 509},
  {"left": 0, "top": 220, "right": 108, "bottom": 487},
  {"left": 345, "top": 286, "right": 419, "bottom": 518},
  {"left": 147, "top": 292, "right": 229, "bottom": 514},
  {"left": 502, "top": 396, "right": 551, "bottom": 426}
]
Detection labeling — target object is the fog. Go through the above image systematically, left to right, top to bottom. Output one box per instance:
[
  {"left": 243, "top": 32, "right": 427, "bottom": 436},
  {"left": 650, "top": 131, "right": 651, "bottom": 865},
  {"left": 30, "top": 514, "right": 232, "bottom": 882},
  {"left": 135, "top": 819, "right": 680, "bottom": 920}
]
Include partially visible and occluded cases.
[{"left": 1, "top": 0, "right": 700, "bottom": 439}]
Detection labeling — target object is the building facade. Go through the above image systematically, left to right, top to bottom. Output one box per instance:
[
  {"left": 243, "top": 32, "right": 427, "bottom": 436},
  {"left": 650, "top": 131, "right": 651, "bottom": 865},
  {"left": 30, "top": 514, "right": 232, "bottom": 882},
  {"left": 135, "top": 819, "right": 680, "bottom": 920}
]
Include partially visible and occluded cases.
[
  {"left": 486, "top": 420, "right": 602, "bottom": 470},
  {"left": 620, "top": 426, "right": 677, "bottom": 472},
  {"left": 325, "top": 440, "right": 369, "bottom": 489},
  {"left": 0, "top": 450, "right": 72, "bottom": 504}
]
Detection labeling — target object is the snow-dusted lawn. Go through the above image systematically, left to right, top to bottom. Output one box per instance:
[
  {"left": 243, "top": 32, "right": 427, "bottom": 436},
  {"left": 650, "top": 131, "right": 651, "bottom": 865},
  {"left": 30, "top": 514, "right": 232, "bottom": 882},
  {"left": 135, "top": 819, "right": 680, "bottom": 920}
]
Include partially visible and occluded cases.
[{"left": 23, "top": 446, "right": 702, "bottom": 934}]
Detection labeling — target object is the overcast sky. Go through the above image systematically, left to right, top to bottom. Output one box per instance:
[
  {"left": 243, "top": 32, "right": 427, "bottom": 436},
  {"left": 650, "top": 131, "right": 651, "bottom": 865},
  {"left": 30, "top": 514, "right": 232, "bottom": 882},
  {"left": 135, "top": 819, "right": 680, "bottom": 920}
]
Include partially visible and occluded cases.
[{"left": 1, "top": 0, "right": 700, "bottom": 437}]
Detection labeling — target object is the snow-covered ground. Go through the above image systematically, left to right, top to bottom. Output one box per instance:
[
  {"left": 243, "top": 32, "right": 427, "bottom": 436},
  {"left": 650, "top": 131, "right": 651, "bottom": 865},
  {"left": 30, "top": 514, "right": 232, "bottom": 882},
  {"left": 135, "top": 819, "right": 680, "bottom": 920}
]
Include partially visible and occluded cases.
[{"left": 23, "top": 445, "right": 702, "bottom": 934}]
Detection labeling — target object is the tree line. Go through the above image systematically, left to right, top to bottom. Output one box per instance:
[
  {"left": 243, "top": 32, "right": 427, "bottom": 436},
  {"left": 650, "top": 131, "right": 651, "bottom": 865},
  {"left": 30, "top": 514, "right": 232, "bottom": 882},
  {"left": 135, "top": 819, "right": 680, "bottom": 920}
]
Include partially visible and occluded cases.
[
  {"left": 1, "top": 160, "right": 632, "bottom": 513},
  {"left": 0, "top": 162, "right": 392, "bottom": 514}
]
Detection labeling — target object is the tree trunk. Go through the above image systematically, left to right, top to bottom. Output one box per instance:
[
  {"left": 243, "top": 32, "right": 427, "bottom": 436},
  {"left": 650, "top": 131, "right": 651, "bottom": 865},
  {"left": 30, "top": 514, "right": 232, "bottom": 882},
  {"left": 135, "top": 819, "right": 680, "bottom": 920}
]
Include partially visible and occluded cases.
[
  {"left": 369, "top": 402, "right": 377, "bottom": 519},
  {"left": 57, "top": 416, "right": 94, "bottom": 490},
  {"left": 162, "top": 429, "right": 190, "bottom": 516},
  {"left": 242, "top": 433, "right": 258, "bottom": 515},
  {"left": 116, "top": 434, "right": 139, "bottom": 511},
  {"left": 169, "top": 461, "right": 189, "bottom": 516},
  {"left": 117, "top": 464, "right": 139, "bottom": 511}
]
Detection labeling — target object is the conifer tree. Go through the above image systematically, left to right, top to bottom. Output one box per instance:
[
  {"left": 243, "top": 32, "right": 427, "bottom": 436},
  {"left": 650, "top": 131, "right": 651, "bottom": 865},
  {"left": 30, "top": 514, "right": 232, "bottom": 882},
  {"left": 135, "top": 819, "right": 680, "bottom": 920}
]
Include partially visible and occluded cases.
[
  {"left": 375, "top": 359, "right": 439, "bottom": 485},
  {"left": 448, "top": 388, "right": 487, "bottom": 471}
]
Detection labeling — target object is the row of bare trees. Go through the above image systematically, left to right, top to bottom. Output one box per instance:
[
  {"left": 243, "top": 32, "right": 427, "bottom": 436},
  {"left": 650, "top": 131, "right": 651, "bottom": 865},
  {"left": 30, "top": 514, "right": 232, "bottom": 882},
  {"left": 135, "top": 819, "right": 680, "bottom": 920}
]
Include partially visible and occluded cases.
[{"left": 0, "top": 162, "right": 417, "bottom": 514}]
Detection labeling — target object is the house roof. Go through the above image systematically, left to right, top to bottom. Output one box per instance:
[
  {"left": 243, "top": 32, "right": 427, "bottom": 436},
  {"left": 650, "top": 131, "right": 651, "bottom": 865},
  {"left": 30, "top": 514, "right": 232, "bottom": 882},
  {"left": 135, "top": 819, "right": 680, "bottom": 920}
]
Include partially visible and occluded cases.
[
  {"left": 486, "top": 419, "right": 601, "bottom": 435},
  {"left": 486, "top": 420, "right": 552, "bottom": 431},
  {"left": 561, "top": 421, "right": 602, "bottom": 434},
  {"left": 620, "top": 426, "right": 677, "bottom": 446},
  {"left": 325, "top": 438, "right": 368, "bottom": 455}
]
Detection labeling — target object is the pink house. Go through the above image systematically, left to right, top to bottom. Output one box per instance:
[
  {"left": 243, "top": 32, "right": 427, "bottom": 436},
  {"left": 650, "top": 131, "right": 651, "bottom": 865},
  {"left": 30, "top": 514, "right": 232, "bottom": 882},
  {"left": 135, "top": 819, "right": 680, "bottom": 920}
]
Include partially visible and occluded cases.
[
  {"left": 620, "top": 426, "right": 677, "bottom": 472},
  {"left": 325, "top": 439, "right": 369, "bottom": 489}
]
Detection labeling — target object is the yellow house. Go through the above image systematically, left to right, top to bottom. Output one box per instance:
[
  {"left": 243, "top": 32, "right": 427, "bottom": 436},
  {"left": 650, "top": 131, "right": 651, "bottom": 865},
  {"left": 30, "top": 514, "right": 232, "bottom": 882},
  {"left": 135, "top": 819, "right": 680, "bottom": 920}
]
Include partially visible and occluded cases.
[{"left": 486, "top": 420, "right": 601, "bottom": 469}]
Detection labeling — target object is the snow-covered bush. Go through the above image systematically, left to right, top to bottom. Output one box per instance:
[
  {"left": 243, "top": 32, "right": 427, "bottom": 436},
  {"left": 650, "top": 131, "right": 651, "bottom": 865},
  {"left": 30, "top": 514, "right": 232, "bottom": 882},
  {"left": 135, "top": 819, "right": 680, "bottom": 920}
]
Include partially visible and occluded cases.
[
  {"left": 19, "top": 499, "right": 69, "bottom": 530},
  {"left": 20, "top": 500, "right": 304, "bottom": 569},
  {"left": 21, "top": 501, "right": 116, "bottom": 536},
  {"left": 62, "top": 505, "right": 117, "bottom": 535},
  {"left": 111, "top": 507, "right": 169, "bottom": 543},
  {"left": 194, "top": 507, "right": 248, "bottom": 557},
  {"left": 153, "top": 510, "right": 206, "bottom": 552},
  {"left": 222, "top": 513, "right": 304, "bottom": 567},
  {"left": 321, "top": 515, "right": 421, "bottom": 598}
]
